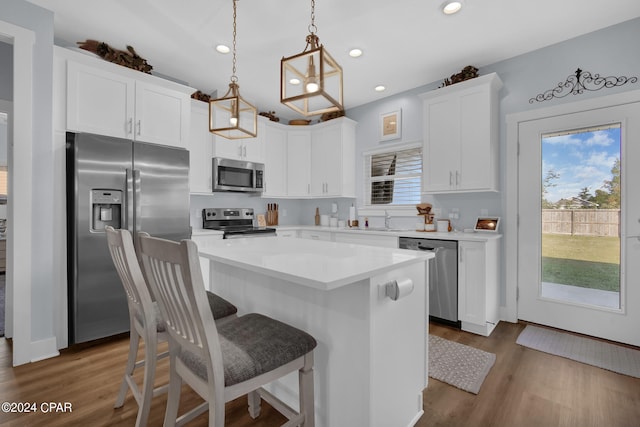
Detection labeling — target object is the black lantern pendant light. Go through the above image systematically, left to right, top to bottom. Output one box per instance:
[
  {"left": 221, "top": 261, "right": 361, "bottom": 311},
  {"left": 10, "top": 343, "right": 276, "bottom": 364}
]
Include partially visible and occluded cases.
[
  {"left": 210, "top": 0, "right": 257, "bottom": 139},
  {"left": 280, "top": 0, "right": 343, "bottom": 117}
]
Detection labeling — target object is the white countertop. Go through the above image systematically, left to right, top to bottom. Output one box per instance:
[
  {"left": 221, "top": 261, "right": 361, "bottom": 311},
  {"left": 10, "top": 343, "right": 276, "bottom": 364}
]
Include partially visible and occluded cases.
[
  {"left": 276, "top": 225, "right": 502, "bottom": 241},
  {"left": 197, "top": 236, "right": 433, "bottom": 291}
]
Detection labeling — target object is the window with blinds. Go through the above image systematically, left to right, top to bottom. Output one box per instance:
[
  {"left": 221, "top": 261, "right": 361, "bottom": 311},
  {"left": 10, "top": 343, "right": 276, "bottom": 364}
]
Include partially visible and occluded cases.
[{"left": 365, "top": 144, "right": 422, "bottom": 205}]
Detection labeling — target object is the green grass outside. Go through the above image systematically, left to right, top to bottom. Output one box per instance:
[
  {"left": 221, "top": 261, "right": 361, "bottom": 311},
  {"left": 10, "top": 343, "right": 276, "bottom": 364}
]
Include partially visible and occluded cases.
[{"left": 541, "top": 234, "right": 620, "bottom": 292}]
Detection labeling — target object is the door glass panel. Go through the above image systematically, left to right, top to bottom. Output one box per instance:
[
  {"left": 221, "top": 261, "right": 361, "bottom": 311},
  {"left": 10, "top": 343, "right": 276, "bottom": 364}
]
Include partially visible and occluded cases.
[{"left": 540, "top": 124, "right": 621, "bottom": 309}]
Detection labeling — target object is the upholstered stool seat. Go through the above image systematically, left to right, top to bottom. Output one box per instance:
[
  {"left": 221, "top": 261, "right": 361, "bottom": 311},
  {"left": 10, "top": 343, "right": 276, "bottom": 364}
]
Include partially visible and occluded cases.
[
  {"left": 139, "top": 291, "right": 237, "bottom": 334},
  {"left": 206, "top": 291, "right": 238, "bottom": 321},
  {"left": 180, "top": 313, "right": 317, "bottom": 386}
]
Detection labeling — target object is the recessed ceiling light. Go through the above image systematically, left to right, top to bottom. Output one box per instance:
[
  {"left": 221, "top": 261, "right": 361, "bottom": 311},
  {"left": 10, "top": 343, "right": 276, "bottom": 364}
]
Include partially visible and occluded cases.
[
  {"left": 442, "top": 1, "right": 463, "bottom": 15},
  {"left": 215, "top": 44, "right": 230, "bottom": 54},
  {"left": 349, "top": 48, "right": 363, "bottom": 58},
  {"left": 289, "top": 78, "right": 301, "bottom": 85},
  {"left": 374, "top": 85, "right": 386, "bottom": 92}
]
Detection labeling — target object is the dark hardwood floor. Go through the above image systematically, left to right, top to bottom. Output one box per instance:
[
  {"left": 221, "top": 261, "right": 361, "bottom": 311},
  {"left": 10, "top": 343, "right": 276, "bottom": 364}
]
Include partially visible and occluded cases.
[{"left": 1, "top": 321, "right": 639, "bottom": 426}]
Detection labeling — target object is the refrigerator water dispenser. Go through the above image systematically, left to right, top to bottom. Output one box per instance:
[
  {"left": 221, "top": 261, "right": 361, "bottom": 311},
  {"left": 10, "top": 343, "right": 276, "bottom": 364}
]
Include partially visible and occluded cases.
[{"left": 91, "top": 189, "right": 123, "bottom": 231}]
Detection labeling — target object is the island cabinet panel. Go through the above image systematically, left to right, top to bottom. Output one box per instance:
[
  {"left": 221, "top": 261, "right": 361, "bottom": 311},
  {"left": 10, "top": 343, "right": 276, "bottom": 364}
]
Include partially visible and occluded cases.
[
  {"left": 66, "top": 59, "right": 191, "bottom": 148},
  {"left": 420, "top": 73, "right": 502, "bottom": 194},
  {"left": 185, "top": 100, "right": 214, "bottom": 193},
  {"left": 198, "top": 237, "right": 431, "bottom": 426},
  {"left": 458, "top": 238, "right": 500, "bottom": 336},
  {"left": 205, "top": 259, "right": 427, "bottom": 427}
]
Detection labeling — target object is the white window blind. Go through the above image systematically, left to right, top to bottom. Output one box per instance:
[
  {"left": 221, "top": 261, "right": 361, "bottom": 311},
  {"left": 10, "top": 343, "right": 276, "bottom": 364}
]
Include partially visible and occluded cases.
[{"left": 364, "top": 144, "right": 422, "bottom": 205}]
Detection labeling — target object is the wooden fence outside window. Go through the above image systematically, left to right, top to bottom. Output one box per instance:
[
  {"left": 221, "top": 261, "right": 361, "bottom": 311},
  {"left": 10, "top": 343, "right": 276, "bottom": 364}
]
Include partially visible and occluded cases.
[{"left": 542, "top": 209, "right": 620, "bottom": 237}]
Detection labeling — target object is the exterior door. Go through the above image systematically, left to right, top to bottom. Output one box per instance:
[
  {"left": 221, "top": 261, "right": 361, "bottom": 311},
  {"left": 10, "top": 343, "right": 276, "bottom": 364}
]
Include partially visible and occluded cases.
[{"left": 517, "top": 101, "right": 640, "bottom": 346}]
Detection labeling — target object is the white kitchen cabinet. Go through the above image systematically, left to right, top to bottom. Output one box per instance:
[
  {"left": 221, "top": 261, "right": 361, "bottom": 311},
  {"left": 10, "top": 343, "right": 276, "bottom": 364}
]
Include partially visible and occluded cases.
[
  {"left": 66, "top": 60, "right": 191, "bottom": 148},
  {"left": 420, "top": 73, "right": 502, "bottom": 193},
  {"left": 186, "top": 100, "right": 214, "bottom": 193},
  {"left": 212, "top": 118, "right": 265, "bottom": 163},
  {"left": 310, "top": 118, "right": 356, "bottom": 198},
  {"left": 262, "top": 123, "right": 288, "bottom": 197},
  {"left": 286, "top": 129, "right": 312, "bottom": 197},
  {"left": 276, "top": 229, "right": 298, "bottom": 238},
  {"left": 298, "top": 229, "right": 332, "bottom": 241},
  {"left": 333, "top": 232, "right": 398, "bottom": 248},
  {"left": 457, "top": 238, "right": 500, "bottom": 336}
]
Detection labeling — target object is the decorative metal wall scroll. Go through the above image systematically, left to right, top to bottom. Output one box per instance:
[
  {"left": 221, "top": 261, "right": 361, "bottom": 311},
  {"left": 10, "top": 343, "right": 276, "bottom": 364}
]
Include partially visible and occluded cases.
[{"left": 529, "top": 68, "right": 637, "bottom": 103}]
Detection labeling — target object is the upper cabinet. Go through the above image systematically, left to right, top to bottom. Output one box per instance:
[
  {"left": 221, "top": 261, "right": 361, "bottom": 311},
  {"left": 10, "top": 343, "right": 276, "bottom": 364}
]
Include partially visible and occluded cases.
[
  {"left": 63, "top": 49, "right": 192, "bottom": 148},
  {"left": 420, "top": 73, "right": 502, "bottom": 194},
  {"left": 185, "top": 100, "right": 214, "bottom": 193},
  {"left": 281, "top": 117, "right": 356, "bottom": 199},
  {"left": 212, "top": 119, "right": 265, "bottom": 164},
  {"left": 310, "top": 119, "right": 356, "bottom": 198},
  {"left": 262, "top": 124, "right": 288, "bottom": 197},
  {"left": 286, "top": 129, "right": 312, "bottom": 197}
]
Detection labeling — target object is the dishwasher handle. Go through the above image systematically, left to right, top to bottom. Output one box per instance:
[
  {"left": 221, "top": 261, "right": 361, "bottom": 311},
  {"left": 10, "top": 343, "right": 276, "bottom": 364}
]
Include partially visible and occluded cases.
[{"left": 417, "top": 244, "right": 437, "bottom": 251}]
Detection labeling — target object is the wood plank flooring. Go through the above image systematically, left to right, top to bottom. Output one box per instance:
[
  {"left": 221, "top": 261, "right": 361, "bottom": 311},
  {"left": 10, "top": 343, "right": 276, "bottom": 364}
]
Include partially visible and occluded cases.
[{"left": 1, "top": 321, "right": 639, "bottom": 426}]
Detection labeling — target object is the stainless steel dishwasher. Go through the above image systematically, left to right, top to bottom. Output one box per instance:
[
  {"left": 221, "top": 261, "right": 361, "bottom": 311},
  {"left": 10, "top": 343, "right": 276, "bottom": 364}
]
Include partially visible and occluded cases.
[{"left": 399, "top": 237, "right": 458, "bottom": 325}]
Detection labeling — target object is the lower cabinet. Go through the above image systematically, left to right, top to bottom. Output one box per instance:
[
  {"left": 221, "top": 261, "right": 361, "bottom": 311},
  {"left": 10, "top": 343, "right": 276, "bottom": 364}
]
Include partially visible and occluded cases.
[
  {"left": 276, "top": 229, "right": 298, "bottom": 238},
  {"left": 298, "top": 230, "right": 333, "bottom": 241},
  {"left": 333, "top": 232, "right": 398, "bottom": 248},
  {"left": 457, "top": 238, "right": 500, "bottom": 336}
]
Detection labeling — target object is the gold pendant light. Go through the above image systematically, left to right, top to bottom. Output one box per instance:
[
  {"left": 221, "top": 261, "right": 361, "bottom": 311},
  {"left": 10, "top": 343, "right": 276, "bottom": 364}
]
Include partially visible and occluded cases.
[
  {"left": 210, "top": 0, "right": 257, "bottom": 139},
  {"left": 280, "top": 0, "right": 343, "bottom": 117}
]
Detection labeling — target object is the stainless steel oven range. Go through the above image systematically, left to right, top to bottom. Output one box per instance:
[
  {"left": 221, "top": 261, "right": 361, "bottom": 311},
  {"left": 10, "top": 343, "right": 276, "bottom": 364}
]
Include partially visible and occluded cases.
[{"left": 202, "top": 208, "right": 276, "bottom": 239}]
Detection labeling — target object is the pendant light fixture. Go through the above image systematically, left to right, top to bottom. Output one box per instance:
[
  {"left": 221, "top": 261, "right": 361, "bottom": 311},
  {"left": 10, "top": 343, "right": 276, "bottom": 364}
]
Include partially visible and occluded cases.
[
  {"left": 210, "top": 0, "right": 257, "bottom": 139},
  {"left": 280, "top": 0, "right": 343, "bottom": 117}
]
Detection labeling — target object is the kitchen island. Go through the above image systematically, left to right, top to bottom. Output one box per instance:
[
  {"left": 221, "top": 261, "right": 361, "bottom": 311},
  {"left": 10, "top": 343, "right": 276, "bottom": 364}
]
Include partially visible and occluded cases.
[{"left": 197, "top": 236, "right": 432, "bottom": 427}]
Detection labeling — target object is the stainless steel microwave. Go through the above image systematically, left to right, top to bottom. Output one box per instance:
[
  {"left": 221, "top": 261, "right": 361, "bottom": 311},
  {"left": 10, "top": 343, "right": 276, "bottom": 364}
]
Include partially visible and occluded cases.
[{"left": 212, "top": 157, "right": 264, "bottom": 193}]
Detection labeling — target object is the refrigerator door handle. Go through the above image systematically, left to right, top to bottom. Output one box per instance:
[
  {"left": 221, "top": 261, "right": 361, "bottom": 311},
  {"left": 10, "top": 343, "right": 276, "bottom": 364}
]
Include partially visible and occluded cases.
[
  {"left": 126, "top": 168, "right": 134, "bottom": 232},
  {"left": 133, "top": 169, "right": 141, "bottom": 233}
]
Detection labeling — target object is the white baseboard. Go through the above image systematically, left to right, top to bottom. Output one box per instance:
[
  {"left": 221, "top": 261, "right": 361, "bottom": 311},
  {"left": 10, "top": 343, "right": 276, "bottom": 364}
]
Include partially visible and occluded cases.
[{"left": 30, "top": 337, "right": 60, "bottom": 363}]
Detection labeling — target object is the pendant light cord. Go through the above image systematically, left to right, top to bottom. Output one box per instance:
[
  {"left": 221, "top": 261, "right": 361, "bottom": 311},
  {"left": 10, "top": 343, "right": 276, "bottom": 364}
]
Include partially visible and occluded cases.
[
  {"left": 231, "top": 0, "right": 238, "bottom": 83},
  {"left": 308, "top": 0, "right": 317, "bottom": 35}
]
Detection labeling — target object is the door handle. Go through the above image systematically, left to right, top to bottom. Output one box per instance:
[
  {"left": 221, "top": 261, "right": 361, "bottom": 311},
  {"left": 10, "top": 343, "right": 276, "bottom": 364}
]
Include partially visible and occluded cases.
[
  {"left": 127, "top": 118, "right": 133, "bottom": 135},
  {"left": 136, "top": 120, "right": 141, "bottom": 136},
  {"left": 125, "top": 168, "right": 134, "bottom": 232},
  {"left": 133, "top": 169, "right": 141, "bottom": 233},
  {"left": 449, "top": 171, "right": 453, "bottom": 186}
]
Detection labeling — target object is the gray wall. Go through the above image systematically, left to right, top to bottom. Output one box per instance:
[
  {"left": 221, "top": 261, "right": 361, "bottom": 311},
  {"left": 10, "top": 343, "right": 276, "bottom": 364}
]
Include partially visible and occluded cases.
[
  {"left": 1, "top": 0, "right": 55, "bottom": 343},
  {"left": 347, "top": 17, "right": 640, "bottom": 305}
]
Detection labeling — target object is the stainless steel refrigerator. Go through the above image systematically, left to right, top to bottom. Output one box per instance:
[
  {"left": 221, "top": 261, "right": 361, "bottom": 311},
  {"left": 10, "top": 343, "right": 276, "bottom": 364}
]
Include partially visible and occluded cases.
[{"left": 66, "top": 132, "right": 190, "bottom": 344}]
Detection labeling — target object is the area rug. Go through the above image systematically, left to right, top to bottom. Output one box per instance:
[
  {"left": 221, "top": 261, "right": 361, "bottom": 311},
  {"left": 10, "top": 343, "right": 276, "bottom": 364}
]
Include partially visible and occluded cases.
[
  {"left": 516, "top": 325, "right": 640, "bottom": 378},
  {"left": 428, "top": 335, "right": 496, "bottom": 394}
]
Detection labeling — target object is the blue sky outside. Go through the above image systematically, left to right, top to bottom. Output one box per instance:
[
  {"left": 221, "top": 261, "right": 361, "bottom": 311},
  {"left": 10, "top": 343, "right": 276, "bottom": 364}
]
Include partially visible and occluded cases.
[{"left": 542, "top": 126, "right": 621, "bottom": 203}]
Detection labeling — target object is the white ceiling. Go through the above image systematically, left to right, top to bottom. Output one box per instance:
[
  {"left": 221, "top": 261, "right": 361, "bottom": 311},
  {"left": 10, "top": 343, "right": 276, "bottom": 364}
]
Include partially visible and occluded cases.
[{"left": 26, "top": 0, "right": 640, "bottom": 121}]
